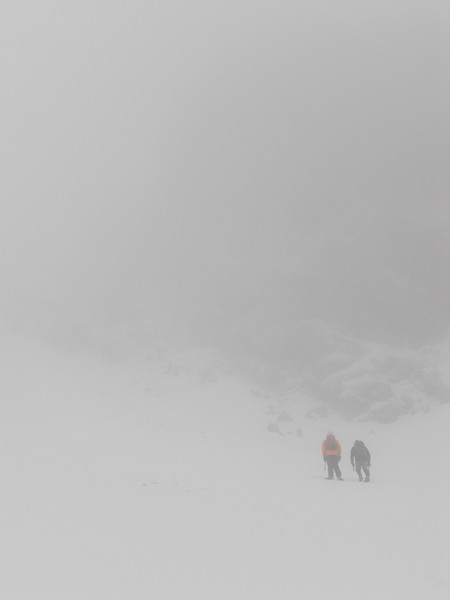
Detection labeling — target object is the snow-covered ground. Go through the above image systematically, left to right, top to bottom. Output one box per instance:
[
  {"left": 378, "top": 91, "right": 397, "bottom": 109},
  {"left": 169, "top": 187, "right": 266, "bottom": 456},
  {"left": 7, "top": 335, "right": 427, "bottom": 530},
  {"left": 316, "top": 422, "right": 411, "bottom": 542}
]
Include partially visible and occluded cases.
[{"left": 0, "top": 336, "right": 449, "bottom": 599}]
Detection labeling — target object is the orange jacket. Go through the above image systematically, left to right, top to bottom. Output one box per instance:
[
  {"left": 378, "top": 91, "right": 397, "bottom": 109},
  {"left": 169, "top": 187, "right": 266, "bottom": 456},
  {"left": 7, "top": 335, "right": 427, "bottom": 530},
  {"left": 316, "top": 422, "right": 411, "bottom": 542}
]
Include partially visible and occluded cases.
[{"left": 322, "top": 437, "right": 342, "bottom": 458}]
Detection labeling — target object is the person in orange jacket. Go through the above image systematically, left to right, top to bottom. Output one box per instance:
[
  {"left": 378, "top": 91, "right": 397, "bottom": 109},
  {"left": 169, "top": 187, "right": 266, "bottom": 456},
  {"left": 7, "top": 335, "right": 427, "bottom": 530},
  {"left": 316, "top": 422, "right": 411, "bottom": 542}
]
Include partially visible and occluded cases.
[{"left": 322, "top": 431, "right": 343, "bottom": 480}]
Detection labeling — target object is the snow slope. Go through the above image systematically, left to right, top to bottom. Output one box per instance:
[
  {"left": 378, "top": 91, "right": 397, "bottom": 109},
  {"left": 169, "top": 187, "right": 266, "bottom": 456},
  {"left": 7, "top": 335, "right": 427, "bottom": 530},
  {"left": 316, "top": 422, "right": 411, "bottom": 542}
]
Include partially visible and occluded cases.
[{"left": 0, "top": 336, "right": 449, "bottom": 599}]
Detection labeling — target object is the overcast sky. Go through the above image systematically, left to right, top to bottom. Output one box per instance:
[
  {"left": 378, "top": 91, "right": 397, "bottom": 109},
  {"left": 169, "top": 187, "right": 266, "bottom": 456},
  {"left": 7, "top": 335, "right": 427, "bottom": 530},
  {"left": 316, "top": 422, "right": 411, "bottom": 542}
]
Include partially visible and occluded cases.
[{"left": 1, "top": 1, "right": 448, "bottom": 345}]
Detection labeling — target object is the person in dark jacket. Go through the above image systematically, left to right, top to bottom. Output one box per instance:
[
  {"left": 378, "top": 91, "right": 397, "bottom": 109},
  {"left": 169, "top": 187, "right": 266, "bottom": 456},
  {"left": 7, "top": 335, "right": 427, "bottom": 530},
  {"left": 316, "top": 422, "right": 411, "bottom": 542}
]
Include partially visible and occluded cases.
[
  {"left": 322, "top": 431, "right": 343, "bottom": 480},
  {"left": 350, "top": 440, "right": 371, "bottom": 482}
]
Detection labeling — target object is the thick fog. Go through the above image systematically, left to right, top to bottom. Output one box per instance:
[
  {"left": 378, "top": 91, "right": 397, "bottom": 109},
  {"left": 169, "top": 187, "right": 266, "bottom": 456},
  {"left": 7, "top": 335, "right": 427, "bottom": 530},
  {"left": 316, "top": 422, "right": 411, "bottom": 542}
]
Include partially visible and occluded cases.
[{"left": 2, "top": 1, "right": 449, "bottom": 389}]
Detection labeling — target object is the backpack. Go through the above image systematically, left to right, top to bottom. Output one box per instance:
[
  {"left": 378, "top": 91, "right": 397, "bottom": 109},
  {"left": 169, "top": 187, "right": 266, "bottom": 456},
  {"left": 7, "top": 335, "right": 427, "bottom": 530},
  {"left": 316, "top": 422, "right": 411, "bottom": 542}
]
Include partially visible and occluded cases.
[
  {"left": 326, "top": 436, "right": 338, "bottom": 450},
  {"left": 353, "top": 440, "right": 369, "bottom": 460}
]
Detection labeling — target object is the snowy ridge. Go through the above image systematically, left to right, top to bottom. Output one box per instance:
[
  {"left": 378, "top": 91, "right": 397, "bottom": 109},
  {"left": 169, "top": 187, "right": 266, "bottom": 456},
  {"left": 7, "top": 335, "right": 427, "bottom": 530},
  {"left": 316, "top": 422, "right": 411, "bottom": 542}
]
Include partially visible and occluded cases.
[
  {"left": 224, "top": 324, "right": 449, "bottom": 422},
  {"left": 315, "top": 337, "right": 448, "bottom": 421}
]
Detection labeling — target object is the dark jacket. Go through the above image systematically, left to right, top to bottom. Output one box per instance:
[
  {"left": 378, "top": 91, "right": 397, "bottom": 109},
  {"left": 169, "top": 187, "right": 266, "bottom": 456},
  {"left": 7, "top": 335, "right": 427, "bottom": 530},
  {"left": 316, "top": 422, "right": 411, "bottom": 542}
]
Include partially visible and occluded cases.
[{"left": 350, "top": 441, "right": 371, "bottom": 466}]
